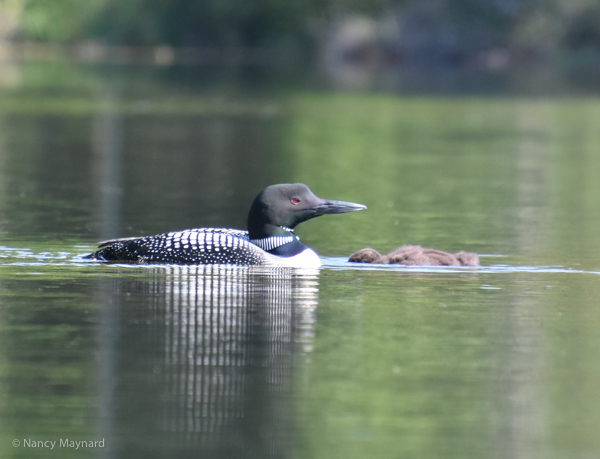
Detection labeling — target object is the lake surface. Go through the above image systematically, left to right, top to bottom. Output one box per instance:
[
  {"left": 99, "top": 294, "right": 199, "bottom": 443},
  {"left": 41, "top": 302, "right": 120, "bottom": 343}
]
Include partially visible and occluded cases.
[{"left": 1, "top": 62, "right": 600, "bottom": 459}]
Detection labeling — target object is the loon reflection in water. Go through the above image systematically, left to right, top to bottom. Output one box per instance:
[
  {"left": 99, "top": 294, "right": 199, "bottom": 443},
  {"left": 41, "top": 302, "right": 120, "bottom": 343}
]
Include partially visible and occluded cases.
[
  {"left": 86, "top": 183, "right": 366, "bottom": 268},
  {"left": 99, "top": 265, "right": 318, "bottom": 455}
]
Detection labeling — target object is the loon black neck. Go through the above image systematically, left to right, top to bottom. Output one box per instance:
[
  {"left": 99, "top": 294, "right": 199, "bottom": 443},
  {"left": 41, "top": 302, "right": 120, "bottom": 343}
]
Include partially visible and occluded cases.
[
  {"left": 248, "top": 221, "right": 295, "bottom": 239},
  {"left": 250, "top": 226, "right": 307, "bottom": 257},
  {"left": 269, "top": 239, "right": 307, "bottom": 257}
]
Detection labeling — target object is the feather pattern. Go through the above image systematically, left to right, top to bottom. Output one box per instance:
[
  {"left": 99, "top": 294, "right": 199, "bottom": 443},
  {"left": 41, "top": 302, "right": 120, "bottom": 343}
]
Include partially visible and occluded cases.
[{"left": 90, "top": 228, "right": 265, "bottom": 265}]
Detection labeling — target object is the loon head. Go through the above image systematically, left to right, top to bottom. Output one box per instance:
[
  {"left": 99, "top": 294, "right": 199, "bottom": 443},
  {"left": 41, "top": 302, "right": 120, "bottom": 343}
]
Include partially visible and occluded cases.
[{"left": 247, "top": 183, "right": 366, "bottom": 239}]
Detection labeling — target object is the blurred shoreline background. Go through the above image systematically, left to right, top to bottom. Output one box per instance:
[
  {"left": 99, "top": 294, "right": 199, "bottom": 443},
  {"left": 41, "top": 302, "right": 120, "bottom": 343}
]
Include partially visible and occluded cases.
[{"left": 1, "top": 0, "right": 600, "bottom": 93}]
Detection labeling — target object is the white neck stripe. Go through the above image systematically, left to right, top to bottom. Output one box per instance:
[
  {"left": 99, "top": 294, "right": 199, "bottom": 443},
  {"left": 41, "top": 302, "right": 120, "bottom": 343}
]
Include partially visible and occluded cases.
[{"left": 250, "top": 235, "right": 295, "bottom": 252}]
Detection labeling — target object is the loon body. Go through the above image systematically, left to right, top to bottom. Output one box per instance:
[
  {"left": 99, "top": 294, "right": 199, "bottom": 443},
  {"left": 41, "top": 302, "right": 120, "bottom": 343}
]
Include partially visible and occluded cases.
[{"left": 86, "top": 183, "right": 366, "bottom": 268}]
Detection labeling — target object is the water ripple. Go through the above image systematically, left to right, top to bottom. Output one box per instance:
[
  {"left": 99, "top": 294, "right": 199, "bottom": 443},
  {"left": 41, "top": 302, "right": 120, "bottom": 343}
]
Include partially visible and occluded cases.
[
  {"left": 1, "top": 246, "right": 599, "bottom": 276},
  {"left": 321, "top": 257, "right": 600, "bottom": 275}
]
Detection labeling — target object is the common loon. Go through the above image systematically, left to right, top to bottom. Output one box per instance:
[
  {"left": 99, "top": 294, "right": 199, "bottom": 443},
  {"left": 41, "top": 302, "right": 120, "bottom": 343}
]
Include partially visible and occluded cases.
[
  {"left": 86, "top": 183, "right": 366, "bottom": 268},
  {"left": 349, "top": 245, "right": 479, "bottom": 266}
]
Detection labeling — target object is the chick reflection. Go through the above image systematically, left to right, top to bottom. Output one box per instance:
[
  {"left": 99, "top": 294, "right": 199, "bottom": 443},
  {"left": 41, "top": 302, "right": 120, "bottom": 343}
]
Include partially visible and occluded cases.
[{"left": 151, "top": 265, "right": 318, "bottom": 457}]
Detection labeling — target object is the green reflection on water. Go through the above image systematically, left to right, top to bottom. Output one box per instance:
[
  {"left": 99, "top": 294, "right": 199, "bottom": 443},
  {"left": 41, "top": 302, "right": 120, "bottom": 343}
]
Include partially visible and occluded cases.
[
  {"left": 286, "top": 93, "right": 600, "bottom": 270},
  {"left": 0, "top": 270, "right": 99, "bottom": 459},
  {"left": 299, "top": 270, "right": 600, "bottom": 459}
]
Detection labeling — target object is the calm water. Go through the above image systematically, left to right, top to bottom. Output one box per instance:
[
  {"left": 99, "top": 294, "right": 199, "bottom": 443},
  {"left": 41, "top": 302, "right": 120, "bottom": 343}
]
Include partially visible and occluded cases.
[{"left": 1, "top": 62, "right": 600, "bottom": 459}]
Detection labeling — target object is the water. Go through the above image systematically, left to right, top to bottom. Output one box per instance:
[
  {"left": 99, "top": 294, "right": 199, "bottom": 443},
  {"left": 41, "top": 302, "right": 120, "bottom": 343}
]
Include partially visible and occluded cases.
[{"left": 1, "top": 62, "right": 600, "bottom": 459}]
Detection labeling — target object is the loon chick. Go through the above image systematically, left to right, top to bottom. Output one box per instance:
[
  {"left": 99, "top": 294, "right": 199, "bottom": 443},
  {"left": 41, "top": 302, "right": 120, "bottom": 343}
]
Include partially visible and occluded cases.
[
  {"left": 85, "top": 183, "right": 366, "bottom": 268},
  {"left": 349, "top": 245, "right": 479, "bottom": 266}
]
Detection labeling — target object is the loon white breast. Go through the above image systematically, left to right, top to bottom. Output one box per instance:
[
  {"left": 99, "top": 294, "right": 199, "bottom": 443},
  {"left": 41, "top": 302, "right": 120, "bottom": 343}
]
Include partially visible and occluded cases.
[{"left": 85, "top": 183, "right": 366, "bottom": 268}]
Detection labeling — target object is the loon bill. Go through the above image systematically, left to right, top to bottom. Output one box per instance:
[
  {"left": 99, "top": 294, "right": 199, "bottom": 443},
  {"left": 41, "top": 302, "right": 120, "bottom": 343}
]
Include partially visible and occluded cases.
[{"left": 85, "top": 183, "right": 366, "bottom": 268}]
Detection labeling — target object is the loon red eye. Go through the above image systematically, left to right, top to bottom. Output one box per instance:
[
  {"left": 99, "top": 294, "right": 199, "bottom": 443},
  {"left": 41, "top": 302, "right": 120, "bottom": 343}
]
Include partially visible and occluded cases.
[{"left": 291, "top": 198, "right": 300, "bottom": 204}]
